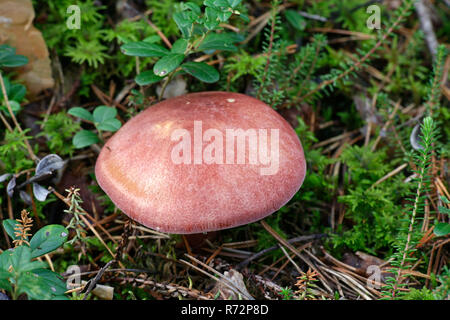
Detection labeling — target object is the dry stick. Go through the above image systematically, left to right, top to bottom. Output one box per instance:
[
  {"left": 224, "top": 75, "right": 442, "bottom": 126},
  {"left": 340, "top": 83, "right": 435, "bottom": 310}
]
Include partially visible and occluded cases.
[
  {"left": 415, "top": 0, "right": 438, "bottom": 60},
  {"left": 296, "top": 1, "right": 414, "bottom": 103},
  {"left": 243, "top": 3, "right": 291, "bottom": 45},
  {"left": 147, "top": 22, "right": 172, "bottom": 49},
  {"left": 307, "top": 27, "right": 374, "bottom": 39},
  {"left": 0, "top": 71, "right": 38, "bottom": 162},
  {"left": 371, "top": 100, "right": 401, "bottom": 152},
  {"left": 0, "top": 109, "right": 13, "bottom": 132},
  {"left": 313, "top": 130, "right": 358, "bottom": 149},
  {"left": 370, "top": 163, "right": 408, "bottom": 188},
  {"left": 435, "top": 177, "right": 450, "bottom": 199},
  {"left": 6, "top": 195, "right": 13, "bottom": 220},
  {"left": 260, "top": 221, "right": 333, "bottom": 294},
  {"left": 237, "top": 233, "right": 326, "bottom": 269},
  {"left": 425, "top": 243, "right": 436, "bottom": 288},
  {"left": 279, "top": 245, "right": 302, "bottom": 274},
  {"left": 271, "top": 253, "right": 295, "bottom": 281},
  {"left": 182, "top": 254, "right": 254, "bottom": 300},
  {"left": 82, "top": 259, "right": 115, "bottom": 300},
  {"left": 332, "top": 266, "right": 383, "bottom": 298},
  {"left": 321, "top": 267, "right": 374, "bottom": 300},
  {"left": 119, "top": 276, "right": 211, "bottom": 300}
]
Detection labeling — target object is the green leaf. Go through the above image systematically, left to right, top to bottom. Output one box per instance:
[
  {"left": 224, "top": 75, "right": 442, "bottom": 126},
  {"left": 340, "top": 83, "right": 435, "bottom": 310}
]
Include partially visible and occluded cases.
[
  {"left": 204, "top": 0, "right": 229, "bottom": 8},
  {"left": 227, "top": 0, "right": 242, "bottom": 8},
  {"left": 182, "top": 2, "right": 201, "bottom": 15},
  {"left": 204, "top": 7, "right": 220, "bottom": 30},
  {"left": 285, "top": 10, "right": 306, "bottom": 31},
  {"left": 173, "top": 12, "right": 193, "bottom": 38},
  {"left": 238, "top": 12, "right": 250, "bottom": 22},
  {"left": 197, "top": 32, "right": 242, "bottom": 52},
  {"left": 142, "top": 35, "right": 161, "bottom": 43},
  {"left": 171, "top": 39, "right": 189, "bottom": 54},
  {"left": 120, "top": 41, "right": 169, "bottom": 57},
  {"left": 0, "top": 45, "right": 15, "bottom": 60},
  {"left": 0, "top": 54, "right": 28, "bottom": 68},
  {"left": 153, "top": 54, "right": 185, "bottom": 77},
  {"left": 181, "top": 61, "right": 220, "bottom": 83},
  {"left": 135, "top": 71, "right": 165, "bottom": 86},
  {"left": 0, "top": 76, "right": 25, "bottom": 103},
  {"left": 7, "top": 83, "right": 26, "bottom": 102},
  {"left": 1, "top": 99, "right": 21, "bottom": 116},
  {"left": 93, "top": 106, "right": 117, "bottom": 124},
  {"left": 68, "top": 107, "right": 94, "bottom": 122},
  {"left": 97, "top": 118, "right": 122, "bottom": 132},
  {"left": 73, "top": 130, "right": 100, "bottom": 148},
  {"left": 438, "top": 204, "right": 450, "bottom": 215},
  {"left": 2, "top": 219, "right": 19, "bottom": 241},
  {"left": 434, "top": 222, "right": 450, "bottom": 237},
  {"left": 29, "top": 225, "right": 69, "bottom": 258},
  {"left": 10, "top": 246, "right": 32, "bottom": 272},
  {"left": 0, "top": 250, "right": 13, "bottom": 271},
  {"left": 18, "top": 260, "right": 47, "bottom": 273},
  {"left": 32, "top": 269, "right": 67, "bottom": 297},
  {"left": 0, "top": 270, "right": 12, "bottom": 291},
  {"left": 17, "top": 271, "right": 53, "bottom": 300}
]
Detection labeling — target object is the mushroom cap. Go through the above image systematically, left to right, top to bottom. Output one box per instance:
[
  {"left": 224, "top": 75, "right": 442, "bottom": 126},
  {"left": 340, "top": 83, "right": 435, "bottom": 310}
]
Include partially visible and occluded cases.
[{"left": 95, "top": 92, "right": 306, "bottom": 234}]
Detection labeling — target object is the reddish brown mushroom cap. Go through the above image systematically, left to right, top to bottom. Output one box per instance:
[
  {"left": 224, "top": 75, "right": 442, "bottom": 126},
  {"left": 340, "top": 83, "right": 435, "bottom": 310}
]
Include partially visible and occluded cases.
[{"left": 95, "top": 92, "right": 306, "bottom": 234}]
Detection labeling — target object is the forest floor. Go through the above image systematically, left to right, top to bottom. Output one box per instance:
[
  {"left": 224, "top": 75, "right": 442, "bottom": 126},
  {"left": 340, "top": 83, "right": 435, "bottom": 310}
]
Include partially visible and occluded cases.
[{"left": 0, "top": 0, "right": 448, "bottom": 300}]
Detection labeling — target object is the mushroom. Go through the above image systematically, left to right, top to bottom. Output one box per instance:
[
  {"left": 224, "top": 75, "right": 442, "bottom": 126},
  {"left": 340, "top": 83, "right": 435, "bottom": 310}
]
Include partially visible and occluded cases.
[{"left": 95, "top": 92, "right": 306, "bottom": 234}]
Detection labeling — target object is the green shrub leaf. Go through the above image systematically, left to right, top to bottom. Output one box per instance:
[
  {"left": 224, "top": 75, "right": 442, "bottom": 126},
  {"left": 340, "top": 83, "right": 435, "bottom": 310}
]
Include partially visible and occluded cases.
[
  {"left": 285, "top": 10, "right": 306, "bottom": 31},
  {"left": 197, "top": 32, "right": 242, "bottom": 52},
  {"left": 120, "top": 41, "right": 169, "bottom": 57},
  {"left": 0, "top": 51, "right": 28, "bottom": 68},
  {"left": 153, "top": 54, "right": 185, "bottom": 77},
  {"left": 181, "top": 61, "right": 219, "bottom": 83},
  {"left": 135, "top": 71, "right": 165, "bottom": 86},
  {"left": 93, "top": 106, "right": 117, "bottom": 124},
  {"left": 68, "top": 107, "right": 94, "bottom": 122},
  {"left": 97, "top": 118, "right": 122, "bottom": 132},
  {"left": 73, "top": 130, "right": 100, "bottom": 148},
  {"left": 2, "top": 219, "right": 20, "bottom": 241},
  {"left": 434, "top": 222, "right": 450, "bottom": 237},
  {"left": 29, "top": 225, "right": 69, "bottom": 258}
]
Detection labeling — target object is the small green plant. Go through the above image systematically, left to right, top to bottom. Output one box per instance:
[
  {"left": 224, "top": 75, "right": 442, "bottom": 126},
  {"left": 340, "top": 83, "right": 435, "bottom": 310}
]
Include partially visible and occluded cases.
[
  {"left": 39, "top": 0, "right": 109, "bottom": 68},
  {"left": 121, "top": 0, "right": 247, "bottom": 96},
  {"left": 0, "top": 44, "right": 28, "bottom": 68},
  {"left": 0, "top": 45, "right": 28, "bottom": 123},
  {"left": 0, "top": 76, "right": 26, "bottom": 117},
  {"left": 68, "top": 106, "right": 122, "bottom": 149},
  {"left": 37, "top": 112, "right": 80, "bottom": 156},
  {"left": 384, "top": 116, "right": 437, "bottom": 299},
  {"left": 0, "top": 128, "right": 35, "bottom": 173},
  {"left": 64, "top": 187, "right": 87, "bottom": 245},
  {"left": 0, "top": 210, "right": 69, "bottom": 300},
  {"left": 294, "top": 269, "right": 320, "bottom": 300},
  {"left": 279, "top": 287, "right": 294, "bottom": 300},
  {"left": 401, "top": 287, "right": 435, "bottom": 300}
]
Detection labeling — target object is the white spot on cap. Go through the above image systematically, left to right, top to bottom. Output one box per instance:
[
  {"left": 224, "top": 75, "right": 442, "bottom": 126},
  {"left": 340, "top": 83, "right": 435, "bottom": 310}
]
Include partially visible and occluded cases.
[{"left": 227, "top": 98, "right": 235, "bottom": 103}]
